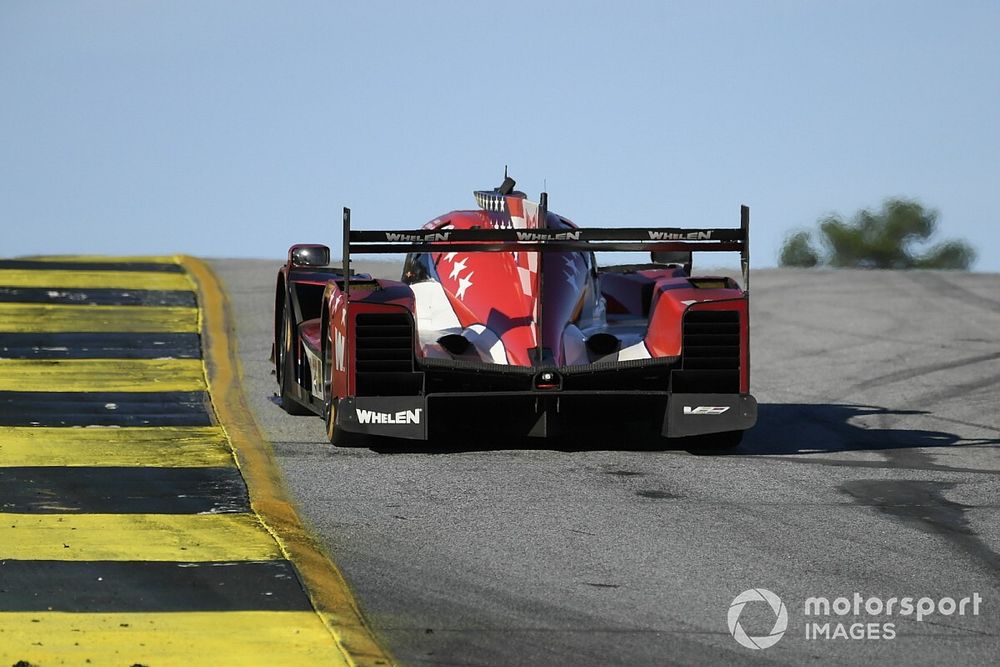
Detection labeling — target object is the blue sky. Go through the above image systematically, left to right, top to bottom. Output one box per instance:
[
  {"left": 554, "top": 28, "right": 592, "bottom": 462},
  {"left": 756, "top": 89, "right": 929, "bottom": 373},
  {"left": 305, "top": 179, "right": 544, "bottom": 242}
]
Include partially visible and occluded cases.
[{"left": 2, "top": 1, "right": 998, "bottom": 270}]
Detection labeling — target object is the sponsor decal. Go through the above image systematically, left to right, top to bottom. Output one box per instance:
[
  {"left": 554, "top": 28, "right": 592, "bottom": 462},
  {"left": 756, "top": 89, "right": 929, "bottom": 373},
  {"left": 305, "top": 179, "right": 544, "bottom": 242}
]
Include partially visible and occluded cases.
[
  {"left": 515, "top": 230, "right": 582, "bottom": 241},
  {"left": 647, "top": 230, "right": 714, "bottom": 240},
  {"left": 385, "top": 232, "right": 452, "bottom": 242},
  {"left": 334, "top": 329, "right": 346, "bottom": 372},
  {"left": 304, "top": 347, "right": 324, "bottom": 399},
  {"left": 683, "top": 405, "right": 730, "bottom": 415},
  {"left": 356, "top": 408, "right": 422, "bottom": 425}
]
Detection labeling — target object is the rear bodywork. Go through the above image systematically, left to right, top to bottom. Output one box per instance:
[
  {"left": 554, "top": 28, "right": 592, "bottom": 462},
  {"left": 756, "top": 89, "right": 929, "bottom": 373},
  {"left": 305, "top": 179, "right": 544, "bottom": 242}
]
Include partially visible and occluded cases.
[{"left": 273, "top": 182, "right": 757, "bottom": 443}]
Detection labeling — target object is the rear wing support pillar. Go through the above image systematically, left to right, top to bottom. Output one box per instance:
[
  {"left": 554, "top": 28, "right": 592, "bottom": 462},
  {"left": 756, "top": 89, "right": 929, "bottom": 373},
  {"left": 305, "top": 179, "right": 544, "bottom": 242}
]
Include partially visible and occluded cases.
[
  {"left": 535, "top": 192, "right": 548, "bottom": 363},
  {"left": 741, "top": 205, "right": 749, "bottom": 293},
  {"left": 343, "top": 207, "right": 351, "bottom": 299}
]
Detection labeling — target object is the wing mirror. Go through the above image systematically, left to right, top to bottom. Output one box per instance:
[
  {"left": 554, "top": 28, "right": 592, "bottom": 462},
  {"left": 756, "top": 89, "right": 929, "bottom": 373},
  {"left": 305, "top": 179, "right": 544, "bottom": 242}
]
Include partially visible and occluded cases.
[
  {"left": 289, "top": 244, "right": 330, "bottom": 267},
  {"left": 651, "top": 250, "right": 692, "bottom": 274}
]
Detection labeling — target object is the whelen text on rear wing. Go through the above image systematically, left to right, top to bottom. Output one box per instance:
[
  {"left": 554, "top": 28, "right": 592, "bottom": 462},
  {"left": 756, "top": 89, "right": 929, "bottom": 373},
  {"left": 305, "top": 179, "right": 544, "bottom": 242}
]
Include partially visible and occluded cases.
[{"left": 272, "top": 182, "right": 756, "bottom": 449}]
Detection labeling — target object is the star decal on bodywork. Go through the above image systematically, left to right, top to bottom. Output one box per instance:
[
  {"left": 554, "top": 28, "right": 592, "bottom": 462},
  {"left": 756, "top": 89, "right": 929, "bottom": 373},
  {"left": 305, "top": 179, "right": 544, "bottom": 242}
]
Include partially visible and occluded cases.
[
  {"left": 562, "top": 254, "right": 578, "bottom": 286},
  {"left": 448, "top": 257, "right": 468, "bottom": 281},
  {"left": 456, "top": 271, "right": 475, "bottom": 300}
]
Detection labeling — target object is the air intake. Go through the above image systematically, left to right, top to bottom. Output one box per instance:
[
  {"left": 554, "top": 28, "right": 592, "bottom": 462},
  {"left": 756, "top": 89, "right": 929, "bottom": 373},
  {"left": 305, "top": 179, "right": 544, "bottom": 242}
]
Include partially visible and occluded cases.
[
  {"left": 673, "top": 310, "right": 740, "bottom": 392},
  {"left": 682, "top": 311, "right": 739, "bottom": 370},
  {"left": 354, "top": 312, "right": 421, "bottom": 395},
  {"left": 355, "top": 313, "right": 413, "bottom": 372}
]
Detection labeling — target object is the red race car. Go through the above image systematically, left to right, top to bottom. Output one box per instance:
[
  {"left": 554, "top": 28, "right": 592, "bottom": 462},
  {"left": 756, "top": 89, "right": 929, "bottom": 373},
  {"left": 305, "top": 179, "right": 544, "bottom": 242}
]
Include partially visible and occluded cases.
[{"left": 273, "top": 177, "right": 756, "bottom": 447}]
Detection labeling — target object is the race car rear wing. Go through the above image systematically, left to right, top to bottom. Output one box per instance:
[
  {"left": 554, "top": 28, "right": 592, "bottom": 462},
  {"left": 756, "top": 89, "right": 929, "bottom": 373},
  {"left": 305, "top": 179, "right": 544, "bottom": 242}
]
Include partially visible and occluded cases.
[{"left": 342, "top": 200, "right": 750, "bottom": 294}]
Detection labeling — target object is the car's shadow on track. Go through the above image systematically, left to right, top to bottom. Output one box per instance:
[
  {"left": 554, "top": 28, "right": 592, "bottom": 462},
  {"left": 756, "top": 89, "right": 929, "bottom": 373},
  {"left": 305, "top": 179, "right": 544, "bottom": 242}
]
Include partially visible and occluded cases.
[
  {"left": 354, "top": 403, "right": 1000, "bottom": 456},
  {"left": 737, "top": 403, "right": 1000, "bottom": 456},
  {"left": 358, "top": 421, "right": 678, "bottom": 455},
  {"left": 357, "top": 423, "right": 735, "bottom": 455},
  {"left": 360, "top": 435, "right": 674, "bottom": 455}
]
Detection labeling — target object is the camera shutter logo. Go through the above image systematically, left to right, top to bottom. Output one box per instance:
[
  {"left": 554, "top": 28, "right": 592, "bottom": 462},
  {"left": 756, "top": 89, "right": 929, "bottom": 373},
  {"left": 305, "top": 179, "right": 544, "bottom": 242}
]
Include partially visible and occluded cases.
[{"left": 728, "top": 588, "right": 788, "bottom": 649}]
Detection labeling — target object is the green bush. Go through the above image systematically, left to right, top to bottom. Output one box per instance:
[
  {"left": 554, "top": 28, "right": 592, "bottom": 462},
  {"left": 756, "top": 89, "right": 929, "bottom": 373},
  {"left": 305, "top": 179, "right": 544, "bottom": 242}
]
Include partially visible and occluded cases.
[{"left": 779, "top": 199, "right": 976, "bottom": 270}]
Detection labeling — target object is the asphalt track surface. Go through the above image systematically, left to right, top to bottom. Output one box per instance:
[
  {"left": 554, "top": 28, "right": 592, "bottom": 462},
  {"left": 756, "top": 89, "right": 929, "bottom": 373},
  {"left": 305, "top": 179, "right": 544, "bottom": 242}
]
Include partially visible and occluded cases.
[{"left": 214, "top": 260, "right": 1000, "bottom": 666}]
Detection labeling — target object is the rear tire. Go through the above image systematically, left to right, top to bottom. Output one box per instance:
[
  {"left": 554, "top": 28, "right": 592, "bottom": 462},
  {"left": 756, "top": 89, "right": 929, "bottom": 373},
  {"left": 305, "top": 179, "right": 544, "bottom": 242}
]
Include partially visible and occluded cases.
[
  {"left": 276, "top": 301, "right": 310, "bottom": 415},
  {"left": 324, "top": 396, "right": 345, "bottom": 445}
]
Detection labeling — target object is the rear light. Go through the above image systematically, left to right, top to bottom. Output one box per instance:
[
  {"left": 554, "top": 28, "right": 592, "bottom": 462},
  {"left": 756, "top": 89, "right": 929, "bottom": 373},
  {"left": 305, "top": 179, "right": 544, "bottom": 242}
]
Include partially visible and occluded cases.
[{"left": 534, "top": 370, "right": 561, "bottom": 390}]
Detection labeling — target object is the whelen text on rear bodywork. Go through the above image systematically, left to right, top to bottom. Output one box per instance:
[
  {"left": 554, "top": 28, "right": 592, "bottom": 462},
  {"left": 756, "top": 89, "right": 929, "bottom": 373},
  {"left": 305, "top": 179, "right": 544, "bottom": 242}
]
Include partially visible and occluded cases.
[{"left": 272, "top": 177, "right": 757, "bottom": 447}]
